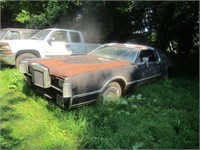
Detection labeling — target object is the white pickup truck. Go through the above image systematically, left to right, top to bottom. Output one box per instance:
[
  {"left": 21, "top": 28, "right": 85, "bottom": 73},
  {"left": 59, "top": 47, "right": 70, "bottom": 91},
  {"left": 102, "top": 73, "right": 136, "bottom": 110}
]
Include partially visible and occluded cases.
[{"left": 0, "top": 28, "right": 101, "bottom": 67}]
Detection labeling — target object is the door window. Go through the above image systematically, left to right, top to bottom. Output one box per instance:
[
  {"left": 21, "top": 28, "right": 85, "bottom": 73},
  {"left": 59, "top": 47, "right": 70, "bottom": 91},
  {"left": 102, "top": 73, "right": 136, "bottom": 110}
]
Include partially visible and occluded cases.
[
  {"left": 5, "top": 31, "right": 20, "bottom": 40},
  {"left": 50, "top": 31, "right": 68, "bottom": 42},
  {"left": 139, "top": 50, "right": 158, "bottom": 62}
]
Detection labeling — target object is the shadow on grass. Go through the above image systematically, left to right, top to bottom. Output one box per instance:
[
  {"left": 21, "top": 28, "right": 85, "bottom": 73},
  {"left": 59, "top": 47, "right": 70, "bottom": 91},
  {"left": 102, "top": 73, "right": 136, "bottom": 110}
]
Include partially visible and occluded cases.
[
  {"left": 0, "top": 64, "right": 15, "bottom": 70},
  {"left": 22, "top": 83, "right": 69, "bottom": 112},
  {"left": 0, "top": 93, "right": 25, "bottom": 149},
  {"left": 0, "top": 127, "right": 24, "bottom": 149}
]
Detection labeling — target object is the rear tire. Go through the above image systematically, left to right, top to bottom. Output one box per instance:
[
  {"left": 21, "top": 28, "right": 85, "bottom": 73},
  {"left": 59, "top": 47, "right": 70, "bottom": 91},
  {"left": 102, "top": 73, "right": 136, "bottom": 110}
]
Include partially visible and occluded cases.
[
  {"left": 16, "top": 53, "right": 37, "bottom": 68},
  {"left": 163, "top": 68, "right": 171, "bottom": 79}
]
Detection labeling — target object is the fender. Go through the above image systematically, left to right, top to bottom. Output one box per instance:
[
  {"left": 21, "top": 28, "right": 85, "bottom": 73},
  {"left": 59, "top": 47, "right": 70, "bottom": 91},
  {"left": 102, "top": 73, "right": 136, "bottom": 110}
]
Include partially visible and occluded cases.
[{"left": 15, "top": 49, "right": 44, "bottom": 59}]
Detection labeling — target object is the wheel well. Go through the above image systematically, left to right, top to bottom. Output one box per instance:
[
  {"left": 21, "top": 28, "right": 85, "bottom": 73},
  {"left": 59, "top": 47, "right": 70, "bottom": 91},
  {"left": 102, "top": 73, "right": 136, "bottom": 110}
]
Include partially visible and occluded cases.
[
  {"left": 15, "top": 50, "right": 41, "bottom": 59},
  {"left": 167, "top": 66, "right": 172, "bottom": 76}
]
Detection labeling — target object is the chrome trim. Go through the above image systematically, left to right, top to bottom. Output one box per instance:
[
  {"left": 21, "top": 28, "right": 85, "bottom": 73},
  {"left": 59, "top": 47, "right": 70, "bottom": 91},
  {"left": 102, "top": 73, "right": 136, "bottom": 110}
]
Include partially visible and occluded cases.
[
  {"left": 19, "top": 60, "right": 29, "bottom": 74},
  {"left": 31, "top": 63, "right": 51, "bottom": 88},
  {"left": 127, "top": 73, "right": 162, "bottom": 85},
  {"left": 72, "top": 74, "right": 161, "bottom": 99},
  {"left": 73, "top": 76, "right": 127, "bottom": 99},
  {"left": 62, "top": 81, "right": 73, "bottom": 108},
  {"left": 63, "top": 83, "right": 72, "bottom": 98},
  {"left": 51, "top": 85, "right": 62, "bottom": 92},
  {"left": 73, "top": 90, "right": 101, "bottom": 99},
  {"left": 70, "top": 99, "right": 97, "bottom": 108}
]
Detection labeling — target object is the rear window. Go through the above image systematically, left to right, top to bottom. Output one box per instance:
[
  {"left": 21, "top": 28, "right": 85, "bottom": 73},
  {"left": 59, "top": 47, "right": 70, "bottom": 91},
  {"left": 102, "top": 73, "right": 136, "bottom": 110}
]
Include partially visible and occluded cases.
[
  {"left": 5, "top": 31, "right": 20, "bottom": 40},
  {"left": 70, "top": 32, "right": 81, "bottom": 43}
]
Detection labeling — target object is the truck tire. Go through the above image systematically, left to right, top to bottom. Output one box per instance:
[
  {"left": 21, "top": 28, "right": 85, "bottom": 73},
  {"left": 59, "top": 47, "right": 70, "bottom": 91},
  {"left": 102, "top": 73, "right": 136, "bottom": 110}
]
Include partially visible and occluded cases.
[{"left": 16, "top": 53, "right": 37, "bottom": 68}]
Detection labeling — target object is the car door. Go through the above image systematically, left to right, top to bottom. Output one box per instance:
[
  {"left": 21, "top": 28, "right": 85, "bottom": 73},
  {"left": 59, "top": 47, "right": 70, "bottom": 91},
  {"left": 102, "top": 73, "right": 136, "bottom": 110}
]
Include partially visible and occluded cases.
[
  {"left": 44, "top": 30, "right": 72, "bottom": 57},
  {"left": 68, "top": 31, "right": 85, "bottom": 55},
  {"left": 136, "top": 49, "right": 162, "bottom": 82}
]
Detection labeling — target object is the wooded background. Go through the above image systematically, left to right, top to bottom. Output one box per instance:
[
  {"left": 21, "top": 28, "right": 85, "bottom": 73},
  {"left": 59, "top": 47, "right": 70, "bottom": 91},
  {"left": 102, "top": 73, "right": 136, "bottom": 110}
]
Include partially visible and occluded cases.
[{"left": 1, "top": 1, "right": 199, "bottom": 70}]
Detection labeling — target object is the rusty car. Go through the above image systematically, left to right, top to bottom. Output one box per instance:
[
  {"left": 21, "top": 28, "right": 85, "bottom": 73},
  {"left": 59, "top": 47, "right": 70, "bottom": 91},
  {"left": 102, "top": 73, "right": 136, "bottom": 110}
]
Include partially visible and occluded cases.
[{"left": 19, "top": 43, "right": 172, "bottom": 109}]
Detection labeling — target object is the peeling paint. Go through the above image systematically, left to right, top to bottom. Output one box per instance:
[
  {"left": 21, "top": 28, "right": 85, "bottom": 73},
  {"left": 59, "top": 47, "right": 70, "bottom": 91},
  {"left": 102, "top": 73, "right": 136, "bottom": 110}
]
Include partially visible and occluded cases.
[{"left": 30, "top": 55, "right": 130, "bottom": 78}]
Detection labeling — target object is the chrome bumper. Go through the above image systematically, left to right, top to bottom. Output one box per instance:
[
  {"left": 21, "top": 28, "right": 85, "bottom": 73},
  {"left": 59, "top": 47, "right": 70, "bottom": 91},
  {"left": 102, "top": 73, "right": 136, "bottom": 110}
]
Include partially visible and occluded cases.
[{"left": 23, "top": 63, "right": 73, "bottom": 108}]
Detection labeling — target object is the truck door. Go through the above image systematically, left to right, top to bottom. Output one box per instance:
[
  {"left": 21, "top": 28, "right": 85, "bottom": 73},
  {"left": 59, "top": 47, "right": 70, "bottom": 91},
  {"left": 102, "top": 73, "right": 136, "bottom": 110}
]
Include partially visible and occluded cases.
[
  {"left": 44, "top": 30, "right": 72, "bottom": 57},
  {"left": 68, "top": 31, "right": 85, "bottom": 55}
]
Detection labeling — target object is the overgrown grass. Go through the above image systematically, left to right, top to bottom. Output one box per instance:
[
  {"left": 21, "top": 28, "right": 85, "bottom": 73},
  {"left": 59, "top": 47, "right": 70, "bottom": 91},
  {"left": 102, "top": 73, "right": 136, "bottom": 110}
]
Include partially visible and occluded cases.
[{"left": 0, "top": 68, "right": 199, "bottom": 149}]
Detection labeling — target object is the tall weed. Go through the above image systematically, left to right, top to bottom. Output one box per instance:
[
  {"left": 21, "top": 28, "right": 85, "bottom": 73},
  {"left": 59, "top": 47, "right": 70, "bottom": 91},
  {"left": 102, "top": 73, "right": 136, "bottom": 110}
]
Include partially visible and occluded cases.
[{"left": 0, "top": 69, "right": 199, "bottom": 149}]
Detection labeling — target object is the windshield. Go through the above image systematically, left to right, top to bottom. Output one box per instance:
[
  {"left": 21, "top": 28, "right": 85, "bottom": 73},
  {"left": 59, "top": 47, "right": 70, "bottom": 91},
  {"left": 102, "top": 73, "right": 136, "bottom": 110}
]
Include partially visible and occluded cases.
[
  {"left": 0, "top": 30, "right": 7, "bottom": 40},
  {"left": 31, "top": 30, "right": 51, "bottom": 40},
  {"left": 89, "top": 45, "right": 139, "bottom": 63}
]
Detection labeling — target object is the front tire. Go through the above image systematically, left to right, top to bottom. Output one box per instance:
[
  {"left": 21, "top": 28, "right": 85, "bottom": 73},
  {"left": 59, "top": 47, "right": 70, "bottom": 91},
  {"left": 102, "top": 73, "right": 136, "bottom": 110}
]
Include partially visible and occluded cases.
[
  {"left": 16, "top": 53, "right": 37, "bottom": 68},
  {"left": 163, "top": 67, "right": 172, "bottom": 79},
  {"left": 100, "top": 82, "right": 122, "bottom": 103}
]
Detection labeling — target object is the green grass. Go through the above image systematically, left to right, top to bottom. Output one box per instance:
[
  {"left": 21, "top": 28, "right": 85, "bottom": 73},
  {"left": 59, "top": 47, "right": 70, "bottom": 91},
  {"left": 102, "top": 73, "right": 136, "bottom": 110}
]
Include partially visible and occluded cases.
[{"left": 0, "top": 68, "right": 199, "bottom": 149}]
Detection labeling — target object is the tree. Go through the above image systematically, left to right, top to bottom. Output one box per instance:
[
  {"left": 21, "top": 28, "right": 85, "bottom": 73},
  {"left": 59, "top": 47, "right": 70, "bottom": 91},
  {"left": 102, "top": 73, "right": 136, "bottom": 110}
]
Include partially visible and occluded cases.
[{"left": 1, "top": 0, "right": 198, "bottom": 58}]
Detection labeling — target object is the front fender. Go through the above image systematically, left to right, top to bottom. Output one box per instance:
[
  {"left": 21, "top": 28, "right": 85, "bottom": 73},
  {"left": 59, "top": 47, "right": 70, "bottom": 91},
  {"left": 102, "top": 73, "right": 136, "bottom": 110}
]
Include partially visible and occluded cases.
[{"left": 15, "top": 49, "right": 44, "bottom": 59}]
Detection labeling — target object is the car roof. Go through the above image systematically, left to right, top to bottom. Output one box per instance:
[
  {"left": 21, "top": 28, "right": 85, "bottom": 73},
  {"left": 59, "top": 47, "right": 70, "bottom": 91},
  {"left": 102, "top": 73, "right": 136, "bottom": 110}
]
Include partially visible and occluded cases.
[
  {"left": 1, "top": 28, "right": 37, "bottom": 31},
  {"left": 43, "top": 28, "right": 81, "bottom": 33}
]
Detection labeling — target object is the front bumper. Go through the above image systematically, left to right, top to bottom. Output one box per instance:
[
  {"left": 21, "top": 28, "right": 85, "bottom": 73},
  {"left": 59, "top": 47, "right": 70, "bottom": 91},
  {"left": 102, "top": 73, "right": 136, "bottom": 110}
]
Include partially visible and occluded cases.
[
  {"left": 0, "top": 54, "right": 16, "bottom": 65},
  {"left": 22, "top": 62, "right": 73, "bottom": 109}
]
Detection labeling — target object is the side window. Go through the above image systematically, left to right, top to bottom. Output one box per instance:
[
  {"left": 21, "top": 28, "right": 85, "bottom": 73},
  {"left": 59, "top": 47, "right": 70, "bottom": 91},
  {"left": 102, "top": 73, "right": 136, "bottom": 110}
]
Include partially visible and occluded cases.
[
  {"left": 5, "top": 31, "right": 20, "bottom": 40},
  {"left": 21, "top": 31, "right": 32, "bottom": 39},
  {"left": 50, "top": 31, "right": 68, "bottom": 42},
  {"left": 70, "top": 32, "right": 81, "bottom": 43},
  {"left": 139, "top": 50, "right": 158, "bottom": 62}
]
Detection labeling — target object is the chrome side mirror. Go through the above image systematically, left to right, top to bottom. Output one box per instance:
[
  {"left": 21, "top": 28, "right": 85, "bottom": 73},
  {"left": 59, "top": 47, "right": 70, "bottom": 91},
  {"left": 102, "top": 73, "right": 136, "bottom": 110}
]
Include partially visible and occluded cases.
[
  {"left": 47, "top": 37, "right": 55, "bottom": 44},
  {"left": 142, "top": 57, "right": 149, "bottom": 68}
]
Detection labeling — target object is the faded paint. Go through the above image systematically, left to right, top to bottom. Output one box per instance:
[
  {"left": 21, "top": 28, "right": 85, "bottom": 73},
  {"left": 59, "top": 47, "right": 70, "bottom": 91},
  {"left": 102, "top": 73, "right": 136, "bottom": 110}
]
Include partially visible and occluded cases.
[{"left": 30, "top": 55, "right": 130, "bottom": 78}]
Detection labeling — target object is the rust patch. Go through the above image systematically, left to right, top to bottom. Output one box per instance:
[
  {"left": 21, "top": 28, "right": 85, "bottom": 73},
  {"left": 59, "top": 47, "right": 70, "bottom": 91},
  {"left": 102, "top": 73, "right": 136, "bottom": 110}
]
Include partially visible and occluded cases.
[{"left": 31, "top": 56, "right": 130, "bottom": 78}]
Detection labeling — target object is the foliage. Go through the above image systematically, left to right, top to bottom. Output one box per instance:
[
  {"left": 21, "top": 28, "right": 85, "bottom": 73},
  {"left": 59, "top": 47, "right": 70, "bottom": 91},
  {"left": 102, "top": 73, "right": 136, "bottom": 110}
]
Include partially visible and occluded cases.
[
  {"left": 1, "top": 1, "right": 198, "bottom": 57},
  {"left": 0, "top": 68, "right": 199, "bottom": 149}
]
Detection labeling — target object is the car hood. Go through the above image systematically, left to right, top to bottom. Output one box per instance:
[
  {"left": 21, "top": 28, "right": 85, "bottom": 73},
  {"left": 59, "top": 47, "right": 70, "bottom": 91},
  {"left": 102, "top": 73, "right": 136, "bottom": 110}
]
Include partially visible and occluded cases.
[{"left": 30, "top": 55, "right": 130, "bottom": 78}]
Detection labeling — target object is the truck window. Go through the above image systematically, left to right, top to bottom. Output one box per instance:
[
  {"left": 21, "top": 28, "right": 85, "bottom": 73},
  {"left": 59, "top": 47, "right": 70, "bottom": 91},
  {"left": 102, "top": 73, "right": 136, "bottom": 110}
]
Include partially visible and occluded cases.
[
  {"left": 0, "top": 30, "right": 7, "bottom": 39},
  {"left": 5, "top": 31, "right": 20, "bottom": 40},
  {"left": 50, "top": 31, "right": 68, "bottom": 42},
  {"left": 70, "top": 32, "right": 81, "bottom": 43}
]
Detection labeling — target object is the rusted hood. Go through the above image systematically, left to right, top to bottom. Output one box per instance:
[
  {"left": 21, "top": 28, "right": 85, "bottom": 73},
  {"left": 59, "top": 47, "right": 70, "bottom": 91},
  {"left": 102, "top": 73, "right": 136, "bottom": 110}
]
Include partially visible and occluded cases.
[{"left": 30, "top": 55, "right": 130, "bottom": 78}]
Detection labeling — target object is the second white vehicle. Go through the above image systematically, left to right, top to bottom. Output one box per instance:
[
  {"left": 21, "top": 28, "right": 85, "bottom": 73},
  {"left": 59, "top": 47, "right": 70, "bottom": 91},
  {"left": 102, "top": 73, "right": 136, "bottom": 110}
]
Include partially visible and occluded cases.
[{"left": 0, "top": 28, "right": 101, "bottom": 67}]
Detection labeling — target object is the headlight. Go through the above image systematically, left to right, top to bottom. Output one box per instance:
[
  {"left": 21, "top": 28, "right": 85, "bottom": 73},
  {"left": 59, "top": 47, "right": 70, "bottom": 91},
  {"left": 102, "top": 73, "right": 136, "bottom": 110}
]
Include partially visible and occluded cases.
[
  {"left": 0, "top": 44, "right": 12, "bottom": 54},
  {"left": 19, "top": 60, "right": 28, "bottom": 73},
  {"left": 58, "top": 79, "right": 64, "bottom": 88},
  {"left": 63, "top": 82, "right": 72, "bottom": 98}
]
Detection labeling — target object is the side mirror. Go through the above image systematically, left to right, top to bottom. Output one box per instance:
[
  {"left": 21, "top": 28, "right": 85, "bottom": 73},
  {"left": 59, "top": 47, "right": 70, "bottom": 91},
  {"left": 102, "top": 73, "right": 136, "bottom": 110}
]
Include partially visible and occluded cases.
[
  {"left": 48, "top": 37, "right": 55, "bottom": 44},
  {"left": 142, "top": 57, "right": 149, "bottom": 68},
  {"left": 142, "top": 57, "right": 149, "bottom": 62}
]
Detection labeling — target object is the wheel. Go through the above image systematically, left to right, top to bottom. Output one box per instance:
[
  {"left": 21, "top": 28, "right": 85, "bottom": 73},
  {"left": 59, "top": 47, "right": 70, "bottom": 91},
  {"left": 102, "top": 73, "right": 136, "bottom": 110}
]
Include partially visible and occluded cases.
[
  {"left": 16, "top": 53, "right": 37, "bottom": 68},
  {"left": 163, "top": 68, "right": 171, "bottom": 79},
  {"left": 100, "top": 82, "right": 122, "bottom": 103}
]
